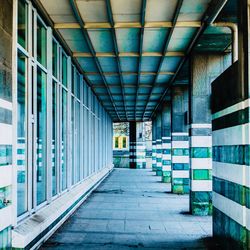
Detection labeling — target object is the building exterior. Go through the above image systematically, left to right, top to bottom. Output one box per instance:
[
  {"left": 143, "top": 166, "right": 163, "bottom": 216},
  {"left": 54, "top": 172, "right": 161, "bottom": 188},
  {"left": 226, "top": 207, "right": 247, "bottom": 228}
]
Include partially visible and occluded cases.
[{"left": 0, "top": 0, "right": 249, "bottom": 249}]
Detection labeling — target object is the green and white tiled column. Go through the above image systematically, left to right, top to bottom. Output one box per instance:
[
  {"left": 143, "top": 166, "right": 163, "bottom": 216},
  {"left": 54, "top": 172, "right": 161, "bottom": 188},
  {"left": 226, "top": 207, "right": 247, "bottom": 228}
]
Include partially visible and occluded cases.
[
  {"left": 211, "top": 34, "right": 249, "bottom": 248},
  {"left": 161, "top": 101, "right": 172, "bottom": 183},
  {"left": 155, "top": 113, "right": 162, "bottom": 176},
  {"left": 152, "top": 119, "right": 157, "bottom": 171},
  {"left": 129, "top": 122, "right": 146, "bottom": 169},
  {"left": 190, "top": 124, "right": 212, "bottom": 216},
  {"left": 171, "top": 133, "right": 190, "bottom": 194},
  {"left": 161, "top": 136, "right": 171, "bottom": 183},
  {"left": 156, "top": 139, "right": 162, "bottom": 176}
]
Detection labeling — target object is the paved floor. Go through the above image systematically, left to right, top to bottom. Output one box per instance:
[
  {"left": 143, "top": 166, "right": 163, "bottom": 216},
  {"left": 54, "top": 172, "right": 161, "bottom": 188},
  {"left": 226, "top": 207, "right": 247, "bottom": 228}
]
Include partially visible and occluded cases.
[{"left": 41, "top": 169, "right": 220, "bottom": 250}]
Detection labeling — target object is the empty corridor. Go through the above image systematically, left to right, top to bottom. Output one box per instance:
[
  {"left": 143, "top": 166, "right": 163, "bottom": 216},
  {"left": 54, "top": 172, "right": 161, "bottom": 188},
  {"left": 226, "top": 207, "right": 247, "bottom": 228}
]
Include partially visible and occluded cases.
[{"left": 41, "top": 169, "right": 219, "bottom": 249}]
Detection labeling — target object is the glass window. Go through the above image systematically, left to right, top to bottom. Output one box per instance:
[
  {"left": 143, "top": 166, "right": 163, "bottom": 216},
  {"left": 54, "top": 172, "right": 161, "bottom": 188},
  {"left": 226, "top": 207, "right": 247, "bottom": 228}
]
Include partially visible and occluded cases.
[
  {"left": 18, "top": 0, "right": 28, "bottom": 49},
  {"left": 37, "top": 18, "right": 47, "bottom": 67},
  {"left": 52, "top": 40, "right": 58, "bottom": 77},
  {"left": 17, "top": 51, "right": 28, "bottom": 216},
  {"left": 62, "top": 54, "right": 67, "bottom": 87},
  {"left": 71, "top": 66, "right": 75, "bottom": 94},
  {"left": 36, "top": 68, "right": 47, "bottom": 205},
  {"left": 76, "top": 73, "right": 80, "bottom": 99},
  {"left": 52, "top": 81, "right": 57, "bottom": 196},
  {"left": 61, "top": 89, "right": 67, "bottom": 190},
  {"left": 71, "top": 97, "right": 75, "bottom": 185},
  {"left": 75, "top": 101, "right": 80, "bottom": 182},
  {"left": 115, "top": 137, "right": 119, "bottom": 148},
  {"left": 122, "top": 137, "right": 127, "bottom": 148}
]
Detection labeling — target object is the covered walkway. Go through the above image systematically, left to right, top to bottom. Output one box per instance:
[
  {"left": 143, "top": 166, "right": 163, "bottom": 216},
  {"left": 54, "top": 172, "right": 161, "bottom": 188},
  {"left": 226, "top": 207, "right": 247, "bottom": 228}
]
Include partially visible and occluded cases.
[{"left": 41, "top": 169, "right": 217, "bottom": 250}]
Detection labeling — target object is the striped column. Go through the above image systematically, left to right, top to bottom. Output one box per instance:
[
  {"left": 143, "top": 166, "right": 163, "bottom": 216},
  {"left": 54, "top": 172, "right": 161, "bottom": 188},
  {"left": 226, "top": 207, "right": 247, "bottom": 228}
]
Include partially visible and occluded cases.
[
  {"left": 211, "top": 42, "right": 249, "bottom": 248},
  {"left": 212, "top": 100, "right": 250, "bottom": 249},
  {"left": 155, "top": 113, "right": 162, "bottom": 176},
  {"left": 152, "top": 119, "right": 157, "bottom": 171},
  {"left": 129, "top": 122, "right": 146, "bottom": 169},
  {"left": 190, "top": 124, "right": 212, "bottom": 216},
  {"left": 171, "top": 133, "right": 189, "bottom": 194},
  {"left": 161, "top": 136, "right": 171, "bottom": 183},
  {"left": 156, "top": 139, "right": 162, "bottom": 176},
  {"left": 152, "top": 140, "right": 157, "bottom": 171},
  {"left": 135, "top": 142, "right": 146, "bottom": 169}
]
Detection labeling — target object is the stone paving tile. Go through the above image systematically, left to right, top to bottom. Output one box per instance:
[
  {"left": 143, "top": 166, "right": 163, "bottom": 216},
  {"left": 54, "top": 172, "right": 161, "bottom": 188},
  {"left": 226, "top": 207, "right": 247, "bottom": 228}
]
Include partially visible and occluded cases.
[{"left": 41, "top": 169, "right": 220, "bottom": 250}]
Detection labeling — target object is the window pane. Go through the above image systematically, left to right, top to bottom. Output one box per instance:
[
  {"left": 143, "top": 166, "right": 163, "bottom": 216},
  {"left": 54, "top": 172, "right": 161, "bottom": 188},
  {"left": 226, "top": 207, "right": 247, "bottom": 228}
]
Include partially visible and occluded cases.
[
  {"left": 18, "top": 0, "right": 28, "bottom": 49},
  {"left": 37, "top": 19, "right": 47, "bottom": 67},
  {"left": 52, "top": 41, "right": 58, "bottom": 78},
  {"left": 17, "top": 52, "right": 28, "bottom": 216},
  {"left": 62, "top": 54, "right": 67, "bottom": 87},
  {"left": 71, "top": 66, "right": 74, "bottom": 94},
  {"left": 36, "top": 68, "right": 47, "bottom": 205},
  {"left": 76, "top": 73, "right": 80, "bottom": 99},
  {"left": 52, "top": 81, "right": 57, "bottom": 196},
  {"left": 61, "top": 89, "right": 67, "bottom": 190},
  {"left": 71, "top": 97, "right": 75, "bottom": 185},
  {"left": 76, "top": 101, "right": 80, "bottom": 182},
  {"left": 115, "top": 137, "right": 119, "bottom": 148}
]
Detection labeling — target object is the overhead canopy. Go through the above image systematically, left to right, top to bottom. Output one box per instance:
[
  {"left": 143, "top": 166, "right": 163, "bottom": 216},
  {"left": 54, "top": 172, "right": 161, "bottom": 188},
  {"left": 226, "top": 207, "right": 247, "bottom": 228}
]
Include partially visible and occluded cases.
[{"left": 37, "top": 0, "right": 236, "bottom": 122}]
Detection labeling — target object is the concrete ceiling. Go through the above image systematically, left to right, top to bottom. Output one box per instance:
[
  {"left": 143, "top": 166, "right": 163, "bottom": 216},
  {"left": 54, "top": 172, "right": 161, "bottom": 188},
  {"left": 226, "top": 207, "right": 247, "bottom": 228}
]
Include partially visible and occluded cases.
[{"left": 38, "top": 0, "right": 235, "bottom": 122}]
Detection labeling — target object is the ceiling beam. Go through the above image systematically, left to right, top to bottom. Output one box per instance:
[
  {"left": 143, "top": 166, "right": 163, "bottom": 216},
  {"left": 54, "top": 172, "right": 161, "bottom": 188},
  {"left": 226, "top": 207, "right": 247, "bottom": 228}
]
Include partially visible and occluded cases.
[
  {"left": 69, "top": 0, "right": 121, "bottom": 120},
  {"left": 106, "top": 0, "right": 128, "bottom": 120},
  {"left": 135, "top": 0, "right": 147, "bottom": 120},
  {"left": 142, "top": 0, "right": 184, "bottom": 120},
  {"left": 150, "top": 0, "right": 229, "bottom": 120},
  {"left": 54, "top": 21, "right": 201, "bottom": 29},
  {"left": 73, "top": 52, "right": 185, "bottom": 57},
  {"left": 86, "top": 71, "right": 175, "bottom": 76}
]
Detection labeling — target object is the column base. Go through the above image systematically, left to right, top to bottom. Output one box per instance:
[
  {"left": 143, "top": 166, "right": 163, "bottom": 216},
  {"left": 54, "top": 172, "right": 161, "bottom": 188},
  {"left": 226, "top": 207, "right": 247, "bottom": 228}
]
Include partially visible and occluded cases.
[{"left": 190, "top": 191, "right": 212, "bottom": 216}]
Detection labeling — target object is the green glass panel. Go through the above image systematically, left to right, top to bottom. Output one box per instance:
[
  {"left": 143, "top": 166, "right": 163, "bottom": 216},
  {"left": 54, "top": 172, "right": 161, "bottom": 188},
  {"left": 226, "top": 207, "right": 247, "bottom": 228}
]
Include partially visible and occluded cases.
[
  {"left": 18, "top": 0, "right": 28, "bottom": 49},
  {"left": 37, "top": 19, "right": 47, "bottom": 67},
  {"left": 52, "top": 41, "right": 58, "bottom": 77},
  {"left": 17, "top": 51, "right": 28, "bottom": 216},
  {"left": 62, "top": 54, "right": 68, "bottom": 87},
  {"left": 36, "top": 68, "right": 47, "bottom": 205},
  {"left": 52, "top": 81, "right": 57, "bottom": 196},
  {"left": 61, "top": 89, "right": 68, "bottom": 190}
]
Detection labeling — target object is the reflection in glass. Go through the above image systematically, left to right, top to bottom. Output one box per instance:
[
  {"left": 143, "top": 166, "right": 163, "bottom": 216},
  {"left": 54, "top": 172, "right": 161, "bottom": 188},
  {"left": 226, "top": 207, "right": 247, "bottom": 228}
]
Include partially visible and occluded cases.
[
  {"left": 18, "top": 0, "right": 28, "bottom": 49},
  {"left": 37, "top": 19, "right": 47, "bottom": 67},
  {"left": 52, "top": 41, "right": 58, "bottom": 77},
  {"left": 17, "top": 52, "right": 28, "bottom": 216},
  {"left": 62, "top": 54, "right": 67, "bottom": 87},
  {"left": 36, "top": 68, "right": 47, "bottom": 205},
  {"left": 76, "top": 73, "right": 80, "bottom": 99},
  {"left": 52, "top": 81, "right": 57, "bottom": 196},
  {"left": 61, "top": 89, "right": 67, "bottom": 190},
  {"left": 71, "top": 98, "right": 75, "bottom": 185},
  {"left": 76, "top": 101, "right": 81, "bottom": 182}
]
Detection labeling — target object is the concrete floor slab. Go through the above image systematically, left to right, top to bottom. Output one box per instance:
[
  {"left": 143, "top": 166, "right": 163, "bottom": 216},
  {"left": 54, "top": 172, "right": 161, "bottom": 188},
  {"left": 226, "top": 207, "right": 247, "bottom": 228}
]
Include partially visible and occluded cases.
[{"left": 41, "top": 169, "right": 220, "bottom": 250}]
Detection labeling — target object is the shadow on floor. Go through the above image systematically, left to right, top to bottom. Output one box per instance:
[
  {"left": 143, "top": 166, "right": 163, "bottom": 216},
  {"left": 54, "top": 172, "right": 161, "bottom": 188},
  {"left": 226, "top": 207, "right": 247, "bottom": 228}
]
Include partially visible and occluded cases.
[{"left": 41, "top": 169, "right": 221, "bottom": 250}]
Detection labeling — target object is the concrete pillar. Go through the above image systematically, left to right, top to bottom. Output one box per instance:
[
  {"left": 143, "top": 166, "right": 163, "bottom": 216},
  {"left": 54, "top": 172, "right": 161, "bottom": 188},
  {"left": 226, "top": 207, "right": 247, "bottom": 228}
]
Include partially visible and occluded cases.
[
  {"left": 212, "top": 1, "right": 250, "bottom": 248},
  {"left": 189, "top": 54, "right": 230, "bottom": 215},
  {"left": 171, "top": 86, "right": 189, "bottom": 194},
  {"left": 161, "top": 101, "right": 172, "bottom": 183},
  {"left": 155, "top": 112, "right": 162, "bottom": 176},
  {"left": 151, "top": 119, "right": 157, "bottom": 171},
  {"left": 129, "top": 122, "right": 146, "bottom": 169}
]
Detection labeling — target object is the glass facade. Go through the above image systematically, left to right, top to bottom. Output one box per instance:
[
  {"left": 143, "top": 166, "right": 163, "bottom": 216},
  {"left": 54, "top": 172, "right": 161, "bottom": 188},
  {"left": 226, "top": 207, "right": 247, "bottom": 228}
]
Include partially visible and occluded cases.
[{"left": 15, "top": 0, "right": 113, "bottom": 221}]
